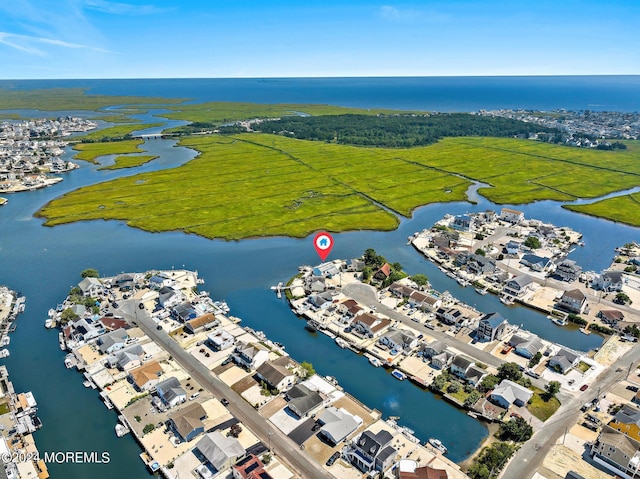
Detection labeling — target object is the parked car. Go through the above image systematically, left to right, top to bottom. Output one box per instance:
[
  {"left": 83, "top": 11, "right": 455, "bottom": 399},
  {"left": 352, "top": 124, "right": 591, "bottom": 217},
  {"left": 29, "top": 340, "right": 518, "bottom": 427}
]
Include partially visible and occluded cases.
[
  {"left": 580, "top": 384, "right": 589, "bottom": 391},
  {"left": 627, "top": 385, "right": 639, "bottom": 392},
  {"left": 220, "top": 398, "right": 230, "bottom": 406},
  {"left": 326, "top": 452, "right": 340, "bottom": 466}
]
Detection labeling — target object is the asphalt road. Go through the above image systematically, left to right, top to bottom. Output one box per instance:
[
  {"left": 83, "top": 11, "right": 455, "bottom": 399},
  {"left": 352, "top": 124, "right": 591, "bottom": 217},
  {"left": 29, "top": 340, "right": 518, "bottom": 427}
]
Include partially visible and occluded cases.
[{"left": 118, "top": 300, "right": 332, "bottom": 479}]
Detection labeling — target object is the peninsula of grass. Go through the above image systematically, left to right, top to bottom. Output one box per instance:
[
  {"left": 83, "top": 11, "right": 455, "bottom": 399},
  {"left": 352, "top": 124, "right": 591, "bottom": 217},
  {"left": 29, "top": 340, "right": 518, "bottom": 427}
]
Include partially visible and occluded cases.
[
  {"left": 0, "top": 87, "right": 186, "bottom": 111},
  {"left": 90, "top": 115, "right": 142, "bottom": 123},
  {"left": 75, "top": 123, "right": 163, "bottom": 142},
  {"left": 37, "top": 133, "right": 640, "bottom": 239},
  {"left": 71, "top": 140, "right": 146, "bottom": 163},
  {"left": 97, "top": 155, "right": 159, "bottom": 170},
  {"left": 564, "top": 192, "right": 640, "bottom": 227}
]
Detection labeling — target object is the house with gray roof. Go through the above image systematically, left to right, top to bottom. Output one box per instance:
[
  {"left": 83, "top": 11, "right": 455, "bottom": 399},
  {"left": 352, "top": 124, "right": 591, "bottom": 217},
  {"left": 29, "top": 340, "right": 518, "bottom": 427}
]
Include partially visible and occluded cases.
[
  {"left": 467, "top": 254, "right": 497, "bottom": 275},
  {"left": 520, "top": 254, "right": 552, "bottom": 272},
  {"left": 555, "top": 259, "right": 582, "bottom": 282},
  {"left": 312, "top": 262, "right": 340, "bottom": 278},
  {"left": 592, "top": 270, "right": 625, "bottom": 292},
  {"left": 503, "top": 275, "right": 533, "bottom": 297},
  {"left": 78, "top": 277, "right": 103, "bottom": 297},
  {"left": 158, "top": 286, "right": 183, "bottom": 308},
  {"left": 558, "top": 289, "right": 588, "bottom": 314},
  {"left": 308, "top": 292, "right": 333, "bottom": 310},
  {"left": 476, "top": 312, "right": 507, "bottom": 342},
  {"left": 97, "top": 327, "right": 128, "bottom": 354},
  {"left": 378, "top": 329, "right": 418, "bottom": 353},
  {"left": 207, "top": 330, "right": 235, "bottom": 351},
  {"left": 509, "top": 333, "right": 544, "bottom": 359},
  {"left": 422, "top": 340, "right": 446, "bottom": 359},
  {"left": 233, "top": 342, "right": 269, "bottom": 371},
  {"left": 106, "top": 344, "right": 143, "bottom": 369},
  {"left": 549, "top": 347, "right": 580, "bottom": 374},
  {"left": 431, "top": 350, "right": 454, "bottom": 370},
  {"left": 450, "top": 354, "right": 475, "bottom": 380},
  {"left": 256, "top": 357, "right": 296, "bottom": 391},
  {"left": 156, "top": 377, "right": 187, "bottom": 408},
  {"left": 490, "top": 379, "right": 533, "bottom": 408},
  {"left": 286, "top": 384, "right": 323, "bottom": 418},
  {"left": 168, "top": 402, "right": 207, "bottom": 442},
  {"left": 317, "top": 406, "right": 363, "bottom": 445},
  {"left": 591, "top": 426, "right": 640, "bottom": 479},
  {"left": 346, "top": 429, "right": 396, "bottom": 473},
  {"left": 194, "top": 431, "right": 245, "bottom": 473}
]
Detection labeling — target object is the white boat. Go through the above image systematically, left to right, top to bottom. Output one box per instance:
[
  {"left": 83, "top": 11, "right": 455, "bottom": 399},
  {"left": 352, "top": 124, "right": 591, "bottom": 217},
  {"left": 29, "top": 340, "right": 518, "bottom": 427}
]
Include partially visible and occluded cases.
[
  {"left": 456, "top": 277, "right": 469, "bottom": 287},
  {"left": 475, "top": 287, "right": 488, "bottom": 295},
  {"left": 500, "top": 295, "right": 514, "bottom": 305},
  {"left": 48, "top": 308, "right": 55, "bottom": 318},
  {"left": 548, "top": 316, "right": 567, "bottom": 326},
  {"left": 45, "top": 318, "right": 53, "bottom": 328},
  {"left": 579, "top": 327, "right": 591, "bottom": 335},
  {"left": 58, "top": 332, "right": 66, "bottom": 351},
  {"left": 0, "top": 337, "right": 9, "bottom": 347},
  {"left": 335, "top": 337, "right": 348, "bottom": 348},
  {"left": 0, "top": 349, "right": 9, "bottom": 358},
  {"left": 64, "top": 356, "right": 75, "bottom": 369},
  {"left": 368, "top": 357, "right": 382, "bottom": 367},
  {"left": 391, "top": 369, "right": 407, "bottom": 381},
  {"left": 83, "top": 380, "right": 91, "bottom": 388},
  {"left": 103, "top": 397, "right": 114, "bottom": 410},
  {"left": 115, "top": 423, "right": 130, "bottom": 437},
  {"left": 428, "top": 438, "right": 447, "bottom": 454}
]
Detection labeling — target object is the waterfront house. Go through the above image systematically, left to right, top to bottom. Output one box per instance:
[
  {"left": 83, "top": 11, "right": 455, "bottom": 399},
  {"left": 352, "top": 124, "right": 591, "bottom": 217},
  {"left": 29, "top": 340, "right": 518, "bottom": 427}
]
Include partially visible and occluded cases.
[
  {"left": 500, "top": 208, "right": 525, "bottom": 224},
  {"left": 452, "top": 214, "right": 472, "bottom": 231},
  {"left": 432, "top": 235, "right": 451, "bottom": 250},
  {"left": 505, "top": 241, "right": 521, "bottom": 256},
  {"left": 467, "top": 254, "right": 497, "bottom": 275},
  {"left": 520, "top": 254, "right": 552, "bottom": 272},
  {"left": 345, "top": 258, "right": 365, "bottom": 272},
  {"left": 555, "top": 259, "right": 582, "bottom": 282},
  {"left": 313, "top": 262, "right": 341, "bottom": 278},
  {"left": 373, "top": 263, "right": 392, "bottom": 282},
  {"left": 592, "top": 270, "right": 625, "bottom": 292},
  {"left": 114, "top": 273, "right": 135, "bottom": 291},
  {"left": 148, "top": 274, "right": 173, "bottom": 290},
  {"left": 503, "top": 275, "right": 533, "bottom": 298},
  {"left": 78, "top": 277, "right": 103, "bottom": 297},
  {"left": 309, "top": 278, "right": 326, "bottom": 293},
  {"left": 389, "top": 282, "right": 417, "bottom": 299},
  {"left": 158, "top": 286, "right": 184, "bottom": 308},
  {"left": 558, "top": 289, "right": 588, "bottom": 314},
  {"left": 409, "top": 291, "right": 441, "bottom": 312},
  {"left": 308, "top": 292, "right": 334, "bottom": 310},
  {"left": 338, "top": 299, "right": 364, "bottom": 320},
  {"left": 171, "top": 302, "right": 197, "bottom": 322},
  {"left": 70, "top": 304, "right": 87, "bottom": 317},
  {"left": 436, "top": 307, "right": 465, "bottom": 326},
  {"left": 598, "top": 309, "right": 624, "bottom": 326},
  {"left": 476, "top": 312, "right": 507, "bottom": 342},
  {"left": 185, "top": 313, "right": 219, "bottom": 334},
  {"left": 352, "top": 313, "right": 392, "bottom": 338},
  {"left": 66, "top": 318, "right": 105, "bottom": 347},
  {"left": 97, "top": 328, "right": 128, "bottom": 354},
  {"left": 378, "top": 329, "right": 418, "bottom": 353},
  {"left": 207, "top": 330, "right": 235, "bottom": 351},
  {"left": 509, "top": 333, "right": 544, "bottom": 359},
  {"left": 422, "top": 340, "right": 447, "bottom": 359},
  {"left": 233, "top": 342, "right": 269, "bottom": 370},
  {"left": 105, "top": 344, "right": 143, "bottom": 369},
  {"left": 549, "top": 347, "right": 580, "bottom": 374},
  {"left": 431, "top": 350, "right": 454, "bottom": 370},
  {"left": 449, "top": 354, "right": 475, "bottom": 380},
  {"left": 256, "top": 357, "right": 296, "bottom": 391},
  {"left": 129, "top": 361, "right": 163, "bottom": 391},
  {"left": 465, "top": 365, "right": 487, "bottom": 387},
  {"left": 156, "top": 377, "right": 187, "bottom": 408},
  {"left": 490, "top": 379, "right": 533, "bottom": 408},
  {"left": 286, "top": 384, "right": 323, "bottom": 418},
  {"left": 169, "top": 402, "right": 207, "bottom": 442},
  {"left": 608, "top": 404, "right": 640, "bottom": 442},
  {"left": 317, "top": 406, "right": 363, "bottom": 445},
  {"left": 591, "top": 426, "right": 640, "bottom": 479},
  {"left": 346, "top": 429, "right": 397, "bottom": 473},
  {"left": 194, "top": 431, "right": 245, "bottom": 474},
  {"left": 232, "top": 455, "right": 273, "bottom": 479},
  {"left": 398, "top": 463, "right": 448, "bottom": 479}
]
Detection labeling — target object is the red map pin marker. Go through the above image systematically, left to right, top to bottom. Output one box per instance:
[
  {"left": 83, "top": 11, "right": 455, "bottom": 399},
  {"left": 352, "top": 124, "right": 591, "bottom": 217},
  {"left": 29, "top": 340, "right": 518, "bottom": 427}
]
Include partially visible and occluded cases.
[{"left": 313, "top": 232, "right": 334, "bottom": 262}]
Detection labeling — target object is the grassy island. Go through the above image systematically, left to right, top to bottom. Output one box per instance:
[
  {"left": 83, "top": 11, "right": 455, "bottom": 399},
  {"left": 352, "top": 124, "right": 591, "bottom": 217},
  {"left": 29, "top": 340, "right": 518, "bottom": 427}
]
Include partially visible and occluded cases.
[
  {"left": 71, "top": 140, "right": 146, "bottom": 163},
  {"left": 97, "top": 155, "right": 159, "bottom": 171}
]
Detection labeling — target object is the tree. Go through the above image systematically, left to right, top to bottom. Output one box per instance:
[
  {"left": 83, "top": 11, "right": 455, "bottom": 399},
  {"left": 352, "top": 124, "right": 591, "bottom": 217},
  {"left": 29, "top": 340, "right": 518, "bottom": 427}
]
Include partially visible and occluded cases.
[
  {"left": 524, "top": 236, "right": 541, "bottom": 249},
  {"left": 364, "top": 248, "right": 386, "bottom": 268},
  {"left": 475, "top": 248, "right": 486, "bottom": 256},
  {"left": 391, "top": 262, "right": 403, "bottom": 273},
  {"left": 81, "top": 268, "right": 99, "bottom": 278},
  {"left": 410, "top": 274, "right": 429, "bottom": 287},
  {"left": 69, "top": 286, "right": 82, "bottom": 297},
  {"left": 615, "top": 292, "right": 632, "bottom": 305},
  {"left": 60, "top": 308, "right": 79, "bottom": 324},
  {"left": 624, "top": 324, "right": 640, "bottom": 338},
  {"left": 528, "top": 351, "right": 542, "bottom": 367},
  {"left": 300, "top": 361, "right": 315, "bottom": 378},
  {"left": 497, "top": 362, "right": 522, "bottom": 382},
  {"left": 432, "top": 374, "right": 447, "bottom": 392},
  {"left": 479, "top": 374, "right": 500, "bottom": 393},
  {"left": 545, "top": 380, "right": 561, "bottom": 399},
  {"left": 447, "top": 381, "right": 461, "bottom": 393},
  {"left": 464, "top": 390, "right": 481, "bottom": 408},
  {"left": 498, "top": 417, "right": 533, "bottom": 442},
  {"left": 143, "top": 423, "right": 156, "bottom": 435},
  {"left": 229, "top": 423, "right": 242, "bottom": 438}
]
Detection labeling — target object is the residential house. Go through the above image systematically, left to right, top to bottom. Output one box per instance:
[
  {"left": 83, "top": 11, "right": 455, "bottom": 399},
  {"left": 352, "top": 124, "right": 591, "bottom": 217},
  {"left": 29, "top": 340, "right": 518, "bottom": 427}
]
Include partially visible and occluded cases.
[
  {"left": 500, "top": 208, "right": 524, "bottom": 224},
  {"left": 452, "top": 214, "right": 472, "bottom": 231},
  {"left": 432, "top": 235, "right": 451, "bottom": 250},
  {"left": 505, "top": 241, "right": 521, "bottom": 256},
  {"left": 520, "top": 254, "right": 552, "bottom": 272},
  {"left": 467, "top": 255, "right": 497, "bottom": 276},
  {"left": 345, "top": 258, "right": 365, "bottom": 272},
  {"left": 555, "top": 259, "right": 582, "bottom": 282},
  {"left": 313, "top": 262, "right": 340, "bottom": 278},
  {"left": 373, "top": 263, "right": 392, "bottom": 283},
  {"left": 593, "top": 271, "right": 625, "bottom": 292},
  {"left": 114, "top": 273, "right": 135, "bottom": 290},
  {"left": 148, "top": 274, "right": 173, "bottom": 290},
  {"left": 503, "top": 275, "right": 533, "bottom": 298},
  {"left": 78, "top": 277, "right": 103, "bottom": 297},
  {"left": 309, "top": 277, "right": 326, "bottom": 293},
  {"left": 390, "top": 282, "right": 417, "bottom": 299},
  {"left": 158, "top": 286, "right": 184, "bottom": 308},
  {"left": 558, "top": 289, "right": 588, "bottom": 314},
  {"left": 308, "top": 292, "right": 334, "bottom": 310},
  {"left": 420, "top": 295, "right": 441, "bottom": 312},
  {"left": 171, "top": 302, "right": 197, "bottom": 322},
  {"left": 70, "top": 304, "right": 87, "bottom": 317},
  {"left": 435, "top": 307, "right": 465, "bottom": 326},
  {"left": 598, "top": 310, "right": 624, "bottom": 326},
  {"left": 476, "top": 312, "right": 507, "bottom": 342},
  {"left": 185, "top": 313, "right": 219, "bottom": 334},
  {"left": 352, "top": 313, "right": 392, "bottom": 338},
  {"left": 99, "top": 317, "right": 127, "bottom": 332},
  {"left": 97, "top": 328, "right": 128, "bottom": 355},
  {"left": 378, "top": 329, "right": 418, "bottom": 353},
  {"left": 207, "top": 330, "right": 235, "bottom": 351},
  {"left": 509, "top": 333, "right": 543, "bottom": 359},
  {"left": 422, "top": 340, "right": 447, "bottom": 359},
  {"left": 233, "top": 342, "right": 269, "bottom": 370},
  {"left": 106, "top": 344, "right": 144, "bottom": 370},
  {"left": 549, "top": 347, "right": 580, "bottom": 374},
  {"left": 431, "top": 350, "right": 455, "bottom": 370},
  {"left": 450, "top": 355, "right": 475, "bottom": 380},
  {"left": 256, "top": 357, "right": 296, "bottom": 391},
  {"left": 129, "top": 361, "right": 163, "bottom": 391},
  {"left": 465, "top": 365, "right": 487, "bottom": 387},
  {"left": 156, "top": 377, "right": 187, "bottom": 408},
  {"left": 490, "top": 379, "right": 533, "bottom": 408},
  {"left": 286, "top": 384, "right": 323, "bottom": 418},
  {"left": 168, "top": 401, "right": 207, "bottom": 442},
  {"left": 609, "top": 404, "right": 640, "bottom": 442},
  {"left": 317, "top": 406, "right": 363, "bottom": 445},
  {"left": 591, "top": 426, "right": 640, "bottom": 479},
  {"left": 346, "top": 429, "right": 397, "bottom": 473},
  {"left": 194, "top": 431, "right": 245, "bottom": 474},
  {"left": 232, "top": 455, "right": 273, "bottom": 479},
  {"left": 397, "top": 463, "right": 448, "bottom": 479}
]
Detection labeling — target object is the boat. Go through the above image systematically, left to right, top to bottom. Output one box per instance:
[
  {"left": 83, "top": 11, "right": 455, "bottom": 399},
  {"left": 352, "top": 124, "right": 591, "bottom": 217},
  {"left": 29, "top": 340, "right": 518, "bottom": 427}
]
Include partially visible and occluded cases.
[
  {"left": 456, "top": 277, "right": 469, "bottom": 287},
  {"left": 475, "top": 287, "right": 488, "bottom": 295},
  {"left": 500, "top": 295, "right": 514, "bottom": 305},
  {"left": 48, "top": 308, "right": 55, "bottom": 318},
  {"left": 548, "top": 316, "right": 567, "bottom": 326},
  {"left": 44, "top": 318, "right": 53, "bottom": 328},
  {"left": 305, "top": 321, "right": 318, "bottom": 332},
  {"left": 8, "top": 324, "right": 16, "bottom": 333},
  {"left": 579, "top": 327, "right": 591, "bottom": 335},
  {"left": 58, "top": 332, "right": 66, "bottom": 351},
  {"left": 335, "top": 337, "right": 348, "bottom": 348},
  {"left": 0, "top": 349, "right": 9, "bottom": 358},
  {"left": 64, "top": 355, "right": 75, "bottom": 368},
  {"left": 368, "top": 356, "right": 382, "bottom": 367},
  {"left": 391, "top": 369, "right": 407, "bottom": 381},
  {"left": 83, "top": 380, "right": 91, "bottom": 388},
  {"left": 103, "top": 397, "right": 114, "bottom": 410},
  {"left": 467, "top": 411, "right": 479, "bottom": 419},
  {"left": 115, "top": 423, "right": 130, "bottom": 437},
  {"left": 428, "top": 438, "right": 448, "bottom": 454}
]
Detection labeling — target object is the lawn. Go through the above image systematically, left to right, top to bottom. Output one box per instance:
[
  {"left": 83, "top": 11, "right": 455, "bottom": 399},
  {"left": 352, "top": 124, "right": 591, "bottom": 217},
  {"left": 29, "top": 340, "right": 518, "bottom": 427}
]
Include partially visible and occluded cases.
[
  {"left": 90, "top": 115, "right": 142, "bottom": 123},
  {"left": 75, "top": 123, "right": 162, "bottom": 141},
  {"left": 38, "top": 132, "right": 640, "bottom": 240},
  {"left": 71, "top": 140, "right": 146, "bottom": 163},
  {"left": 97, "top": 155, "right": 159, "bottom": 170},
  {"left": 564, "top": 192, "right": 640, "bottom": 227},
  {"left": 576, "top": 361, "right": 591, "bottom": 373},
  {"left": 528, "top": 387, "right": 561, "bottom": 421},
  {"left": 0, "top": 402, "right": 10, "bottom": 415}
]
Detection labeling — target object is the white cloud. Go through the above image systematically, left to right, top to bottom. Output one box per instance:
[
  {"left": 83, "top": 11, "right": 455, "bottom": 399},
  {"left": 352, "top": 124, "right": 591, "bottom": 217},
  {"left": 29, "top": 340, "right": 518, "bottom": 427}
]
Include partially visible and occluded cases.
[
  {"left": 83, "top": 0, "right": 169, "bottom": 15},
  {"left": 0, "top": 31, "right": 111, "bottom": 56}
]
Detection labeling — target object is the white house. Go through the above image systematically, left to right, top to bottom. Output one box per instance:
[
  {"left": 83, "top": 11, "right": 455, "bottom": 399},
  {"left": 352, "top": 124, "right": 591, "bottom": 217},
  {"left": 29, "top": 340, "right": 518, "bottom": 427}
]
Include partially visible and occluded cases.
[
  {"left": 500, "top": 208, "right": 525, "bottom": 224},
  {"left": 592, "top": 270, "right": 625, "bottom": 292},
  {"left": 78, "top": 277, "right": 103, "bottom": 297},
  {"left": 558, "top": 289, "right": 588, "bottom": 314},
  {"left": 207, "top": 330, "right": 235, "bottom": 351},
  {"left": 233, "top": 342, "right": 269, "bottom": 370},
  {"left": 156, "top": 377, "right": 187, "bottom": 408},
  {"left": 490, "top": 379, "right": 533, "bottom": 408}
]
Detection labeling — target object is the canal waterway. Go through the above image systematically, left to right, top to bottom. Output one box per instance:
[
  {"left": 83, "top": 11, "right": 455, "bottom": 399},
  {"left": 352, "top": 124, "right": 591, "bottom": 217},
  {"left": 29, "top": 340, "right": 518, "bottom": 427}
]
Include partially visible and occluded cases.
[{"left": 1, "top": 81, "right": 639, "bottom": 477}]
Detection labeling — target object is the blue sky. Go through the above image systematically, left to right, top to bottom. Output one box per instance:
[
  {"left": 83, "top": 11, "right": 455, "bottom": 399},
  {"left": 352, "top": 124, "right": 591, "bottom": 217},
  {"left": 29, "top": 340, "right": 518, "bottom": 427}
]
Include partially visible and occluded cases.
[{"left": 0, "top": 0, "right": 638, "bottom": 79}]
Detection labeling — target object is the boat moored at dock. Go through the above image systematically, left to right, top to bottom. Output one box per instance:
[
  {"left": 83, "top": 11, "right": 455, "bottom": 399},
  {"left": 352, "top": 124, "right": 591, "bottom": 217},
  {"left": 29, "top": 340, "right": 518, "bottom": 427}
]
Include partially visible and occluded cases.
[
  {"left": 391, "top": 369, "right": 407, "bottom": 380},
  {"left": 428, "top": 438, "right": 448, "bottom": 454}
]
